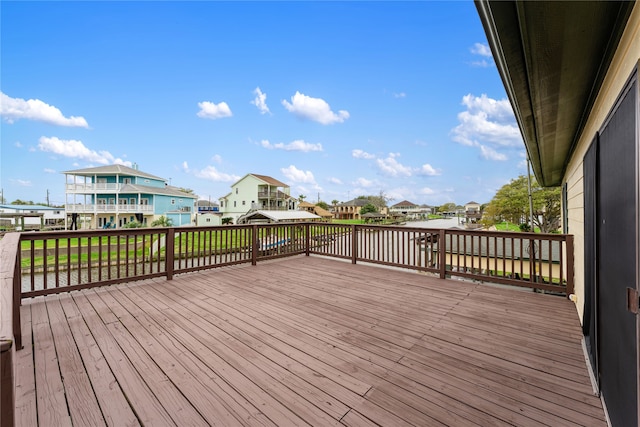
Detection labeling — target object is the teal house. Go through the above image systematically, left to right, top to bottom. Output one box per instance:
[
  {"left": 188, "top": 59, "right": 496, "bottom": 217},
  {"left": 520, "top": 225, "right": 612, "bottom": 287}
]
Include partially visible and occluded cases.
[{"left": 64, "top": 164, "right": 197, "bottom": 229}]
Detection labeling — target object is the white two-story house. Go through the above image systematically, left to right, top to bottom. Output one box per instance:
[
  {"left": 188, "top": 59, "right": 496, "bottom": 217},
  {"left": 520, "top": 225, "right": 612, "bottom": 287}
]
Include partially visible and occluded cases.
[
  {"left": 64, "top": 164, "right": 198, "bottom": 229},
  {"left": 219, "top": 174, "right": 297, "bottom": 224}
]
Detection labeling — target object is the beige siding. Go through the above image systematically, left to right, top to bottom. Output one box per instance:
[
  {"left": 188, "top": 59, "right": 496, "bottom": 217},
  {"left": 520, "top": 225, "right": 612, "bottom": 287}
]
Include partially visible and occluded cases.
[{"left": 563, "top": 4, "right": 640, "bottom": 322}]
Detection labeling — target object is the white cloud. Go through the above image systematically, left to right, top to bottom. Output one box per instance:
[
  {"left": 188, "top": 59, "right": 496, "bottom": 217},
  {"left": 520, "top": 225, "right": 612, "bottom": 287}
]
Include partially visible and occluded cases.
[
  {"left": 471, "top": 42, "right": 492, "bottom": 57},
  {"left": 251, "top": 87, "right": 270, "bottom": 114},
  {"left": 282, "top": 91, "right": 349, "bottom": 125},
  {"left": 1, "top": 92, "right": 89, "bottom": 128},
  {"left": 393, "top": 92, "right": 407, "bottom": 99},
  {"left": 451, "top": 94, "right": 521, "bottom": 161},
  {"left": 197, "top": 101, "right": 232, "bottom": 120},
  {"left": 38, "top": 136, "right": 131, "bottom": 166},
  {"left": 261, "top": 139, "right": 323, "bottom": 152},
  {"left": 15, "top": 142, "right": 23, "bottom": 148},
  {"left": 479, "top": 145, "right": 507, "bottom": 161},
  {"left": 352, "top": 149, "right": 375, "bottom": 160},
  {"left": 376, "top": 153, "right": 413, "bottom": 177},
  {"left": 211, "top": 154, "right": 222, "bottom": 164},
  {"left": 182, "top": 161, "right": 190, "bottom": 172},
  {"left": 418, "top": 163, "right": 440, "bottom": 176},
  {"left": 280, "top": 165, "right": 317, "bottom": 184},
  {"left": 193, "top": 166, "right": 239, "bottom": 182},
  {"left": 44, "top": 168, "right": 56, "bottom": 174},
  {"left": 327, "top": 177, "right": 343, "bottom": 185},
  {"left": 353, "top": 177, "right": 375, "bottom": 188},
  {"left": 10, "top": 179, "right": 32, "bottom": 187},
  {"left": 419, "top": 187, "right": 435, "bottom": 195}
]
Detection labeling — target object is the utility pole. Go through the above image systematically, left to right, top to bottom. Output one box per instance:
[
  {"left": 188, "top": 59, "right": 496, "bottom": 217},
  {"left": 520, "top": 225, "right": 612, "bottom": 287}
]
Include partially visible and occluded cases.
[{"left": 46, "top": 189, "right": 50, "bottom": 206}]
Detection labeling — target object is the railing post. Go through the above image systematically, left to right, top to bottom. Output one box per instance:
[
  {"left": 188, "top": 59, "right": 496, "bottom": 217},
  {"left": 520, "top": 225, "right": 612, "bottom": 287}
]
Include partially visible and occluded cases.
[
  {"left": 305, "top": 223, "right": 310, "bottom": 257},
  {"left": 252, "top": 224, "right": 258, "bottom": 266},
  {"left": 351, "top": 224, "right": 357, "bottom": 264},
  {"left": 166, "top": 228, "right": 175, "bottom": 280},
  {"left": 439, "top": 229, "right": 446, "bottom": 279},
  {"left": 565, "top": 234, "right": 575, "bottom": 298},
  {"left": 13, "top": 250, "right": 21, "bottom": 350},
  {"left": 0, "top": 338, "right": 14, "bottom": 427}
]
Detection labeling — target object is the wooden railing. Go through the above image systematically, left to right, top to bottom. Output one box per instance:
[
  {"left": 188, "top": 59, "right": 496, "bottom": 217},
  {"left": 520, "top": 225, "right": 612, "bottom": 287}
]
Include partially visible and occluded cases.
[{"left": 0, "top": 223, "right": 574, "bottom": 424}]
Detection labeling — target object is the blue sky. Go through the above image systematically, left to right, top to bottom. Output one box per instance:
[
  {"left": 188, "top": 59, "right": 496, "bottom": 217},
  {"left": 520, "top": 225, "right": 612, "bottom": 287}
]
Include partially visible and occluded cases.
[{"left": 1, "top": 1, "right": 526, "bottom": 207}]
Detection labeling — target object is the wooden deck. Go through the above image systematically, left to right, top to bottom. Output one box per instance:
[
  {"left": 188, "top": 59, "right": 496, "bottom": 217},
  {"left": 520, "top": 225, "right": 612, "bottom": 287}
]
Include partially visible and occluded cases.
[{"left": 13, "top": 255, "right": 605, "bottom": 426}]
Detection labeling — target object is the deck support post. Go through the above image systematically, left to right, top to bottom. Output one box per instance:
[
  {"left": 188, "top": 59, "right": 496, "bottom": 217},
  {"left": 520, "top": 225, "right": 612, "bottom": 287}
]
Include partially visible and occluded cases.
[
  {"left": 304, "top": 223, "right": 310, "bottom": 257},
  {"left": 252, "top": 225, "right": 258, "bottom": 265},
  {"left": 351, "top": 225, "right": 357, "bottom": 264},
  {"left": 166, "top": 228, "right": 175, "bottom": 280},
  {"left": 439, "top": 229, "right": 446, "bottom": 279},
  {"left": 565, "top": 234, "right": 575, "bottom": 298},
  {"left": 0, "top": 339, "right": 14, "bottom": 427}
]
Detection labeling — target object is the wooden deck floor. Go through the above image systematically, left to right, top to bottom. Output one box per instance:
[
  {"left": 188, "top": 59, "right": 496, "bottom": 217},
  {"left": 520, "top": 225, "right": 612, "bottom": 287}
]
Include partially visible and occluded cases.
[{"left": 14, "top": 255, "right": 605, "bottom": 426}]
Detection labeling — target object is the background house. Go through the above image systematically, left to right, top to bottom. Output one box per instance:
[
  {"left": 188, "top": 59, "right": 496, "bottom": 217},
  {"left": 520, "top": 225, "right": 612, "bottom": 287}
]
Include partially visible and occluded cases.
[
  {"left": 477, "top": 1, "right": 639, "bottom": 424},
  {"left": 64, "top": 164, "right": 197, "bottom": 229},
  {"left": 219, "top": 174, "right": 297, "bottom": 224},
  {"left": 334, "top": 198, "right": 389, "bottom": 220},
  {"left": 298, "top": 201, "right": 333, "bottom": 221},
  {"left": 463, "top": 201, "right": 482, "bottom": 229},
  {"left": 0, "top": 204, "right": 65, "bottom": 230}
]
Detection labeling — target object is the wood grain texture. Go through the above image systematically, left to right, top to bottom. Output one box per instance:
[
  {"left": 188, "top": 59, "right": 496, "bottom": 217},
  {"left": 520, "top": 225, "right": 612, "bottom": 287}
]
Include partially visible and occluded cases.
[{"left": 14, "top": 255, "right": 605, "bottom": 426}]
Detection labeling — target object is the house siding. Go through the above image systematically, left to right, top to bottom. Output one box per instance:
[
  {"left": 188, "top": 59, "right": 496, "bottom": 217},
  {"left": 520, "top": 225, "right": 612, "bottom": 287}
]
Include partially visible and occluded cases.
[{"left": 562, "top": 5, "right": 640, "bottom": 322}]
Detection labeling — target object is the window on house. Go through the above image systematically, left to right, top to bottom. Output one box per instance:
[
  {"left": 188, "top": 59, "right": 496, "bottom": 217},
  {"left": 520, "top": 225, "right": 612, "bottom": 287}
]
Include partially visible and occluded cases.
[
  {"left": 123, "top": 178, "right": 132, "bottom": 184},
  {"left": 235, "top": 188, "right": 238, "bottom": 194},
  {"left": 130, "top": 198, "right": 136, "bottom": 205},
  {"left": 171, "top": 199, "right": 176, "bottom": 205},
  {"left": 234, "top": 201, "right": 237, "bottom": 207},
  {"left": 242, "top": 201, "right": 245, "bottom": 206}
]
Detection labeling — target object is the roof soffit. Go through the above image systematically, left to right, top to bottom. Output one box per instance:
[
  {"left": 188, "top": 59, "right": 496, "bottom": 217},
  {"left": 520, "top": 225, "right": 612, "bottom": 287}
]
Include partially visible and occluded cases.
[{"left": 476, "top": 0, "right": 635, "bottom": 187}]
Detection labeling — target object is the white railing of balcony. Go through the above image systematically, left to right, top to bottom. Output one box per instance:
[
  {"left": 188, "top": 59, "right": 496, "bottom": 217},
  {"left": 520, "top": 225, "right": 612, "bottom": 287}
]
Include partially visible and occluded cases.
[
  {"left": 65, "top": 183, "right": 123, "bottom": 192},
  {"left": 65, "top": 204, "right": 154, "bottom": 213}
]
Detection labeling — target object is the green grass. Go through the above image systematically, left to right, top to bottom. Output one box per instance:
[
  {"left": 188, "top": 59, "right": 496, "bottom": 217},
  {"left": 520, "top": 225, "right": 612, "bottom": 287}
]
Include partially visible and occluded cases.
[{"left": 494, "top": 222, "right": 521, "bottom": 232}]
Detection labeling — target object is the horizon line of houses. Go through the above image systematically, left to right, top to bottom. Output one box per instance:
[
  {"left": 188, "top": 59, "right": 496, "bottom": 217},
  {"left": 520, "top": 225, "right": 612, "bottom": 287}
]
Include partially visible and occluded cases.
[{"left": 0, "top": 164, "right": 484, "bottom": 230}]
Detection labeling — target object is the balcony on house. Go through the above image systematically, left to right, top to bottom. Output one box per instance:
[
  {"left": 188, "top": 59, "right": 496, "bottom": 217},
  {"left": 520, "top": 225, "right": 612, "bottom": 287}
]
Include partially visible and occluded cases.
[
  {"left": 65, "top": 183, "right": 124, "bottom": 193},
  {"left": 65, "top": 203, "right": 155, "bottom": 213},
  {"left": 1, "top": 224, "right": 606, "bottom": 426}
]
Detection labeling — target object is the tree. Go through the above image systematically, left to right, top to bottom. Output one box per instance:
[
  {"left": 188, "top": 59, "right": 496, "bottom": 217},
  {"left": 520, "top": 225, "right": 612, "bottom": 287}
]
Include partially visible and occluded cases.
[
  {"left": 482, "top": 175, "right": 561, "bottom": 233},
  {"left": 177, "top": 187, "right": 195, "bottom": 194},
  {"left": 369, "top": 190, "right": 392, "bottom": 210},
  {"left": 298, "top": 194, "right": 307, "bottom": 203},
  {"left": 11, "top": 199, "right": 35, "bottom": 205},
  {"left": 316, "top": 201, "right": 329, "bottom": 210},
  {"left": 438, "top": 202, "right": 457, "bottom": 214},
  {"left": 359, "top": 203, "right": 378, "bottom": 215},
  {"left": 151, "top": 216, "right": 173, "bottom": 227}
]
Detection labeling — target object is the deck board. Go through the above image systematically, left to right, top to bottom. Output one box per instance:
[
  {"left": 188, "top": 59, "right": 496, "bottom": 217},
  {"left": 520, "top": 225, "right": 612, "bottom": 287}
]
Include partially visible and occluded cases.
[{"left": 14, "top": 255, "right": 606, "bottom": 426}]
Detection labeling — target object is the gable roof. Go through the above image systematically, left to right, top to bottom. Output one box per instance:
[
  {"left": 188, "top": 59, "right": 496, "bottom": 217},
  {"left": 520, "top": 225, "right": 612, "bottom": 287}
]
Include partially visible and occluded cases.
[
  {"left": 64, "top": 164, "right": 165, "bottom": 181},
  {"left": 250, "top": 174, "right": 288, "bottom": 187},
  {"left": 338, "top": 198, "right": 371, "bottom": 207},
  {"left": 392, "top": 200, "right": 418, "bottom": 208}
]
